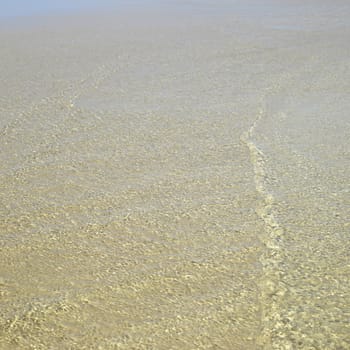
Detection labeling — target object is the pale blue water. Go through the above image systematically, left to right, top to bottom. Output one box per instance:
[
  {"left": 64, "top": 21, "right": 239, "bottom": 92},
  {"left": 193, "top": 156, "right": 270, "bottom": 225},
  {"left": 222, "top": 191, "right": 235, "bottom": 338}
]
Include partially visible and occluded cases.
[{"left": 0, "top": 0, "right": 118, "bottom": 17}]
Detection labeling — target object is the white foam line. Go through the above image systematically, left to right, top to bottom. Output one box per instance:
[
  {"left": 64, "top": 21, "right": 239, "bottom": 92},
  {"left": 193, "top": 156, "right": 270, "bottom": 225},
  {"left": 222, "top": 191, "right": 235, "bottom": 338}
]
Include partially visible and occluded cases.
[{"left": 241, "top": 108, "right": 291, "bottom": 349}]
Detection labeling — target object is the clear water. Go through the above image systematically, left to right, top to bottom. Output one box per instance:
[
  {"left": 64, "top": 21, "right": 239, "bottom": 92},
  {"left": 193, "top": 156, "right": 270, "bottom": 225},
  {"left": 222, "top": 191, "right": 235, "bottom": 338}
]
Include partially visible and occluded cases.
[{"left": 0, "top": 1, "right": 349, "bottom": 349}]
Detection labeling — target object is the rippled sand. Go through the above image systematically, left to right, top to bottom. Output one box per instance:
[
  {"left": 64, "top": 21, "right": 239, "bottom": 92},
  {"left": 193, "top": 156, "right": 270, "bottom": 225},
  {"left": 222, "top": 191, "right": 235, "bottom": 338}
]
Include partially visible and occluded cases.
[{"left": 1, "top": 1, "right": 349, "bottom": 349}]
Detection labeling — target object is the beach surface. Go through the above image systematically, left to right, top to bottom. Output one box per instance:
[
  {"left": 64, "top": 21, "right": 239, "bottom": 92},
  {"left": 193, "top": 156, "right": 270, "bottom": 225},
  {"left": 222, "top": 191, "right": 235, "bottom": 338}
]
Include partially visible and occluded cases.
[{"left": 0, "top": 1, "right": 349, "bottom": 349}]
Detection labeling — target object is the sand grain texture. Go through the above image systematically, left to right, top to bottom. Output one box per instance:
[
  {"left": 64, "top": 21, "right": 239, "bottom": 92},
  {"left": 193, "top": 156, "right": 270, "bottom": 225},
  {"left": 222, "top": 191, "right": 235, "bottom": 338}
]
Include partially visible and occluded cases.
[{"left": 0, "top": 1, "right": 349, "bottom": 349}]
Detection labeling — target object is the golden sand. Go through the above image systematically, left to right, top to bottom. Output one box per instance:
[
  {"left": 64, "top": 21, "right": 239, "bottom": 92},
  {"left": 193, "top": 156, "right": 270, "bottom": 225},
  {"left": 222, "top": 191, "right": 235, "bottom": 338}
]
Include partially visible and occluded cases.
[{"left": 1, "top": 1, "right": 349, "bottom": 348}]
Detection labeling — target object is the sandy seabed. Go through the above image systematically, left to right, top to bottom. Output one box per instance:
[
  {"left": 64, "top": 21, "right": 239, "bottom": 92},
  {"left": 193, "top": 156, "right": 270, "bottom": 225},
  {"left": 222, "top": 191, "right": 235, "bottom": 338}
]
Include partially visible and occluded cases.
[{"left": 0, "top": 1, "right": 349, "bottom": 349}]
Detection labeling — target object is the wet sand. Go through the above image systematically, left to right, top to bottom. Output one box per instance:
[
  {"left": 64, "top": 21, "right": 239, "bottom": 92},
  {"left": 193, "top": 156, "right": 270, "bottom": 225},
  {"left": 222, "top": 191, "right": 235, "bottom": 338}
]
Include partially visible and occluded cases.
[{"left": 1, "top": 1, "right": 349, "bottom": 349}]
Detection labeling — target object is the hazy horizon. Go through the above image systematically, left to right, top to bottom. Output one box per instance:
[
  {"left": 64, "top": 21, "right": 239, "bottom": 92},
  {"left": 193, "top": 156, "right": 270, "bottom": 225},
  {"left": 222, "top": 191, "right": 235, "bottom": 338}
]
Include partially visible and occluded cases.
[{"left": 0, "top": 0, "right": 125, "bottom": 17}]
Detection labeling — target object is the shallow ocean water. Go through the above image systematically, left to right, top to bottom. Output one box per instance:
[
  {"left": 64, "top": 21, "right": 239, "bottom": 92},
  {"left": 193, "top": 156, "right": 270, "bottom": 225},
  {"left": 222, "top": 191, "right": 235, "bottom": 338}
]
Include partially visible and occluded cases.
[{"left": 0, "top": 1, "right": 349, "bottom": 349}]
